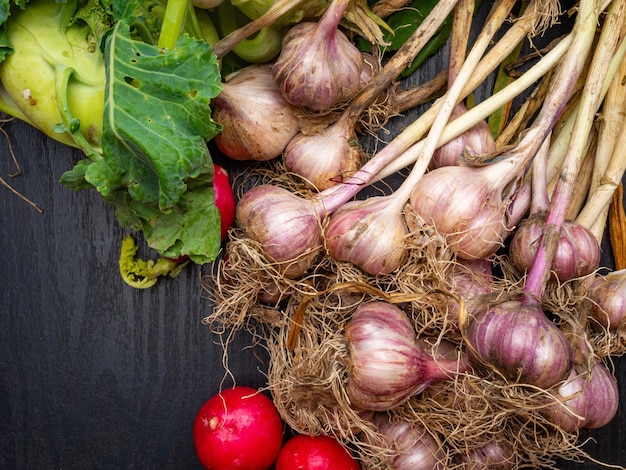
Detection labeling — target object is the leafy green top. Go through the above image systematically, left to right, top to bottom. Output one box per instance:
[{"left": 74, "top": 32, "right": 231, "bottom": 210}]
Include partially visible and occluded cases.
[{"left": 1, "top": 0, "right": 225, "bottom": 265}]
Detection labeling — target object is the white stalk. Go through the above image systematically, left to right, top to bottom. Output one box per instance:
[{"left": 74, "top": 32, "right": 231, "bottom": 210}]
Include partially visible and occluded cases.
[{"left": 375, "top": 33, "right": 573, "bottom": 181}]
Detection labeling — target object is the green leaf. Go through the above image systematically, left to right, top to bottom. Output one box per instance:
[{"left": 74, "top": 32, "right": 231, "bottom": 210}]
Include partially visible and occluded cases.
[
  {"left": 0, "top": 0, "right": 14, "bottom": 61},
  {"left": 112, "top": 0, "right": 141, "bottom": 22},
  {"left": 355, "top": 0, "right": 452, "bottom": 77},
  {"left": 356, "top": 0, "right": 483, "bottom": 78},
  {"left": 85, "top": 20, "right": 223, "bottom": 263},
  {"left": 88, "top": 22, "right": 222, "bottom": 209},
  {"left": 60, "top": 158, "right": 96, "bottom": 190},
  {"left": 131, "top": 176, "right": 221, "bottom": 263}
]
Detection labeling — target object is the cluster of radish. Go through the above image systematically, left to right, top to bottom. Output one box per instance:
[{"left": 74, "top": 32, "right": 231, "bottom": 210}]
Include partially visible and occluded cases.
[
  {"left": 201, "top": 0, "right": 626, "bottom": 468},
  {"left": 193, "top": 386, "right": 360, "bottom": 470}
]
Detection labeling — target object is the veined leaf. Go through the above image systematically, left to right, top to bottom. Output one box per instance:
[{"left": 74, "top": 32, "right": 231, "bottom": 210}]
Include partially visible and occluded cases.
[
  {"left": 85, "top": 20, "right": 224, "bottom": 263},
  {"left": 87, "top": 21, "right": 222, "bottom": 210}
]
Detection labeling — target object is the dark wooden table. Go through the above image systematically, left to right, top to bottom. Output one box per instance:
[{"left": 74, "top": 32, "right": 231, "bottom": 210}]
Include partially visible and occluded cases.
[
  {"left": 1, "top": 2, "right": 625, "bottom": 468},
  {"left": 0, "top": 116, "right": 274, "bottom": 468}
]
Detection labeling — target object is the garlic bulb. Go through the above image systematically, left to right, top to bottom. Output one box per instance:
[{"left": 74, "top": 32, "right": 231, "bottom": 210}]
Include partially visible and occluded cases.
[
  {"left": 271, "top": 0, "right": 363, "bottom": 112},
  {"left": 213, "top": 64, "right": 300, "bottom": 161},
  {"left": 430, "top": 103, "right": 496, "bottom": 168},
  {"left": 283, "top": 118, "right": 362, "bottom": 191},
  {"left": 410, "top": 160, "right": 515, "bottom": 260},
  {"left": 236, "top": 185, "right": 323, "bottom": 278},
  {"left": 324, "top": 196, "right": 408, "bottom": 275},
  {"left": 509, "top": 216, "right": 601, "bottom": 281},
  {"left": 588, "top": 270, "right": 626, "bottom": 329},
  {"left": 466, "top": 298, "right": 573, "bottom": 389},
  {"left": 345, "top": 301, "right": 467, "bottom": 411},
  {"left": 541, "top": 359, "right": 619, "bottom": 433},
  {"left": 373, "top": 413, "right": 446, "bottom": 469},
  {"left": 460, "top": 441, "right": 517, "bottom": 469}
]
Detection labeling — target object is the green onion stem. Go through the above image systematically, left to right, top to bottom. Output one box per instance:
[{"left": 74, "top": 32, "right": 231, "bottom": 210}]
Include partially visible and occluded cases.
[
  {"left": 158, "top": 0, "right": 190, "bottom": 50},
  {"left": 212, "top": 0, "right": 308, "bottom": 58},
  {"left": 216, "top": 1, "right": 283, "bottom": 63}
]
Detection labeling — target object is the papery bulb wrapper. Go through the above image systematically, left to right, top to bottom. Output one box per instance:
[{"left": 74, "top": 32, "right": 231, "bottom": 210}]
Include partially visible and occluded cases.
[
  {"left": 272, "top": 21, "right": 363, "bottom": 111},
  {"left": 359, "top": 52, "right": 378, "bottom": 89},
  {"left": 213, "top": 64, "right": 300, "bottom": 161},
  {"left": 430, "top": 103, "right": 496, "bottom": 169},
  {"left": 283, "top": 120, "right": 362, "bottom": 190},
  {"left": 410, "top": 163, "right": 512, "bottom": 260},
  {"left": 236, "top": 185, "right": 322, "bottom": 278},
  {"left": 324, "top": 196, "right": 407, "bottom": 275},
  {"left": 509, "top": 216, "right": 600, "bottom": 281},
  {"left": 446, "top": 258, "right": 494, "bottom": 326},
  {"left": 588, "top": 270, "right": 626, "bottom": 329},
  {"left": 466, "top": 299, "right": 573, "bottom": 388},
  {"left": 345, "top": 301, "right": 466, "bottom": 411},
  {"left": 373, "top": 413, "right": 445, "bottom": 470}
]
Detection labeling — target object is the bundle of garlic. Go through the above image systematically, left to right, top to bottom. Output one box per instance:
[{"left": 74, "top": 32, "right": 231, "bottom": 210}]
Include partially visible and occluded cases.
[{"left": 202, "top": 0, "right": 626, "bottom": 468}]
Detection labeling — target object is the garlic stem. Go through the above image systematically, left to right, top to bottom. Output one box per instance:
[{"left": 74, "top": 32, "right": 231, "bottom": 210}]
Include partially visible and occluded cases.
[
  {"left": 318, "top": 0, "right": 350, "bottom": 30},
  {"left": 320, "top": 0, "right": 524, "bottom": 214},
  {"left": 341, "top": 0, "right": 461, "bottom": 125},
  {"left": 386, "top": 0, "right": 518, "bottom": 208},
  {"left": 417, "top": 0, "right": 516, "bottom": 164},
  {"left": 447, "top": 0, "right": 474, "bottom": 87},
  {"left": 522, "top": 0, "right": 606, "bottom": 301},
  {"left": 375, "top": 32, "right": 573, "bottom": 182},
  {"left": 588, "top": 34, "right": 626, "bottom": 196},
  {"left": 509, "top": 35, "right": 626, "bottom": 229},
  {"left": 576, "top": 44, "right": 626, "bottom": 241},
  {"left": 391, "top": 70, "right": 448, "bottom": 113},
  {"left": 577, "top": 114, "right": 626, "bottom": 237},
  {"left": 529, "top": 136, "right": 552, "bottom": 215}
]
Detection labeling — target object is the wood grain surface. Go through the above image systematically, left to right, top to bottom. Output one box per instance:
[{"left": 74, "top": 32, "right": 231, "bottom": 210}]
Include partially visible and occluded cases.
[{"left": 1, "top": 2, "right": 626, "bottom": 467}]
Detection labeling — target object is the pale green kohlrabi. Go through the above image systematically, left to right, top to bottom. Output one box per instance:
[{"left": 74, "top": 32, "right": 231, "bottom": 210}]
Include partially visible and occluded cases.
[{"left": 0, "top": 0, "right": 106, "bottom": 157}]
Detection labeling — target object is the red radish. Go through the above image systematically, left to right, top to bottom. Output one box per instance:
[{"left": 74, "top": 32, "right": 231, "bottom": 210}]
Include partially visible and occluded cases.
[
  {"left": 166, "top": 164, "right": 234, "bottom": 263},
  {"left": 214, "top": 164, "right": 236, "bottom": 241},
  {"left": 193, "top": 386, "right": 284, "bottom": 470},
  {"left": 274, "top": 434, "right": 361, "bottom": 470}
]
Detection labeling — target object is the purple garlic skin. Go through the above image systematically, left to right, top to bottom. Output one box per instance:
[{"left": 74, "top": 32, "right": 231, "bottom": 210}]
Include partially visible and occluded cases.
[
  {"left": 271, "top": 22, "right": 363, "bottom": 112},
  {"left": 213, "top": 64, "right": 300, "bottom": 161},
  {"left": 430, "top": 103, "right": 496, "bottom": 169},
  {"left": 410, "top": 163, "right": 512, "bottom": 260},
  {"left": 236, "top": 185, "right": 322, "bottom": 278},
  {"left": 324, "top": 196, "right": 407, "bottom": 275},
  {"left": 509, "top": 215, "right": 601, "bottom": 281},
  {"left": 588, "top": 270, "right": 626, "bottom": 329},
  {"left": 466, "top": 299, "right": 573, "bottom": 389},
  {"left": 345, "top": 301, "right": 466, "bottom": 411},
  {"left": 541, "top": 359, "right": 619, "bottom": 432},
  {"left": 373, "top": 413, "right": 445, "bottom": 470}
]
